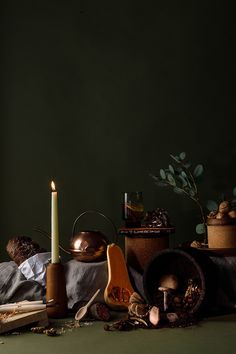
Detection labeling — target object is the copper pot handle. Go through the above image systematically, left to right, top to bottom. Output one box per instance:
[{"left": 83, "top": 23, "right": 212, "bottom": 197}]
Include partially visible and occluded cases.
[{"left": 72, "top": 210, "right": 118, "bottom": 243}]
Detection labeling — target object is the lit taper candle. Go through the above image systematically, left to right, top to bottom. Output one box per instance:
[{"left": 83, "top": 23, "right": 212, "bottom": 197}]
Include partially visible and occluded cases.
[{"left": 51, "top": 181, "right": 60, "bottom": 263}]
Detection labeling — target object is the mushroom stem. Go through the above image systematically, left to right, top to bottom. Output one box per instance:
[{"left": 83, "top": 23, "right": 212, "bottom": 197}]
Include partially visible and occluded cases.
[
  {"left": 158, "top": 286, "right": 170, "bottom": 312},
  {"left": 163, "top": 291, "right": 168, "bottom": 311}
]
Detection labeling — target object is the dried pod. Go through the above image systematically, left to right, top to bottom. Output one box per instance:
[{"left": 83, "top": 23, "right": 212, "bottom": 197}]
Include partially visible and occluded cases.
[
  {"left": 219, "top": 201, "right": 231, "bottom": 214},
  {"left": 228, "top": 210, "right": 236, "bottom": 219},
  {"left": 129, "top": 292, "right": 145, "bottom": 304},
  {"left": 128, "top": 303, "right": 137, "bottom": 315},
  {"left": 128, "top": 303, "right": 150, "bottom": 318},
  {"left": 129, "top": 317, "right": 149, "bottom": 327},
  {"left": 31, "top": 326, "right": 46, "bottom": 334},
  {"left": 43, "top": 328, "right": 58, "bottom": 336}
]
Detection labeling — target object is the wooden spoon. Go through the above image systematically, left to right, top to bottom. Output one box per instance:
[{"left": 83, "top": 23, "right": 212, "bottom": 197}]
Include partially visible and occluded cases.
[{"left": 75, "top": 289, "right": 101, "bottom": 321}]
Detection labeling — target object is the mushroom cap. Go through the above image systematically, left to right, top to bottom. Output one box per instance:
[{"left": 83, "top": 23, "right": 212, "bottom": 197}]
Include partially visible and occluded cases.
[
  {"left": 159, "top": 274, "right": 178, "bottom": 290},
  {"left": 158, "top": 286, "right": 170, "bottom": 292},
  {"left": 149, "top": 306, "right": 160, "bottom": 327}
]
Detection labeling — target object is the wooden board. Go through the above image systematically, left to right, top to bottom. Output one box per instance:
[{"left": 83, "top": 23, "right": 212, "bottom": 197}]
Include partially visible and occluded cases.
[{"left": 0, "top": 310, "right": 49, "bottom": 334}]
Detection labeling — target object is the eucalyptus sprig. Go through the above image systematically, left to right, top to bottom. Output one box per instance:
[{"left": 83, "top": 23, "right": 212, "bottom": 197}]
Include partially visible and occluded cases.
[{"left": 150, "top": 152, "right": 207, "bottom": 243}]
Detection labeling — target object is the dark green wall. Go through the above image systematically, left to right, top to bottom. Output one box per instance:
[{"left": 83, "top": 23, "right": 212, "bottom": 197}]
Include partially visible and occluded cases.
[{"left": 1, "top": 1, "right": 235, "bottom": 260}]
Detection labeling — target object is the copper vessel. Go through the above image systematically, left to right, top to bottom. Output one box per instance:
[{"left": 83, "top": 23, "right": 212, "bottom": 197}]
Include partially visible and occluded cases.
[{"left": 69, "top": 210, "right": 117, "bottom": 262}]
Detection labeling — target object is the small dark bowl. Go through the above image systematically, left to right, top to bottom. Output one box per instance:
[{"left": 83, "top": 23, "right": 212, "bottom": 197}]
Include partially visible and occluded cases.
[{"left": 69, "top": 230, "right": 108, "bottom": 262}]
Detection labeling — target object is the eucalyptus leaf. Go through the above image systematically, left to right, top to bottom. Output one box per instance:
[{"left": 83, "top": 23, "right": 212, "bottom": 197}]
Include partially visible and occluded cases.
[
  {"left": 179, "top": 152, "right": 186, "bottom": 160},
  {"left": 170, "top": 154, "right": 180, "bottom": 163},
  {"left": 183, "top": 162, "right": 192, "bottom": 169},
  {"left": 169, "top": 164, "right": 175, "bottom": 174},
  {"left": 193, "top": 164, "right": 204, "bottom": 178},
  {"left": 160, "top": 169, "right": 166, "bottom": 179},
  {"left": 181, "top": 171, "right": 187, "bottom": 178},
  {"left": 167, "top": 173, "right": 176, "bottom": 186},
  {"left": 150, "top": 174, "right": 159, "bottom": 182},
  {"left": 178, "top": 175, "right": 188, "bottom": 187},
  {"left": 155, "top": 181, "right": 169, "bottom": 187},
  {"left": 173, "top": 187, "right": 184, "bottom": 194},
  {"left": 233, "top": 187, "right": 236, "bottom": 197},
  {"left": 189, "top": 189, "right": 196, "bottom": 197},
  {"left": 206, "top": 200, "right": 218, "bottom": 212},
  {"left": 196, "top": 223, "right": 206, "bottom": 235}
]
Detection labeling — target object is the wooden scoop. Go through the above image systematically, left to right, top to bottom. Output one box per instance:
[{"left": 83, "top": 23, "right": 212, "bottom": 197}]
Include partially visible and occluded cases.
[{"left": 75, "top": 289, "right": 101, "bottom": 321}]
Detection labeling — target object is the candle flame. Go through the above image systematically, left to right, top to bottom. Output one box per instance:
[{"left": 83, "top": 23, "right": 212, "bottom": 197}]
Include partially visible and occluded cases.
[{"left": 51, "top": 181, "right": 56, "bottom": 191}]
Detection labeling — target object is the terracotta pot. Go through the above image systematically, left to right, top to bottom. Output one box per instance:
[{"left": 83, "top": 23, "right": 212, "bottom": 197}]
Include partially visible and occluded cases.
[
  {"left": 207, "top": 224, "right": 236, "bottom": 248},
  {"left": 143, "top": 248, "right": 217, "bottom": 315}
]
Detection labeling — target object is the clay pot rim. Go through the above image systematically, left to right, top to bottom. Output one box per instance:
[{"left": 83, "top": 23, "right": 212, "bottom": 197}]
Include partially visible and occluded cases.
[{"left": 207, "top": 218, "right": 236, "bottom": 226}]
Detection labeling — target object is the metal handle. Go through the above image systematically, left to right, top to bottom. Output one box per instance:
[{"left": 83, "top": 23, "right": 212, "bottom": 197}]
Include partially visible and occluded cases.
[{"left": 72, "top": 210, "right": 117, "bottom": 243}]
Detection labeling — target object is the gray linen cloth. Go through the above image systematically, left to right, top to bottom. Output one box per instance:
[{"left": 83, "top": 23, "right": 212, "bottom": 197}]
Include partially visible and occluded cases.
[
  {"left": 1, "top": 255, "right": 236, "bottom": 313},
  {"left": 0, "top": 259, "right": 108, "bottom": 310},
  {"left": 64, "top": 259, "right": 108, "bottom": 310},
  {"left": 0, "top": 261, "right": 43, "bottom": 304}
]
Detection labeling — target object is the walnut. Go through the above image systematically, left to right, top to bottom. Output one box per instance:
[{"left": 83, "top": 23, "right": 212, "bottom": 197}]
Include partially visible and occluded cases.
[
  {"left": 218, "top": 201, "right": 231, "bottom": 214},
  {"left": 208, "top": 210, "right": 218, "bottom": 218},
  {"left": 228, "top": 210, "right": 236, "bottom": 219},
  {"left": 216, "top": 212, "right": 225, "bottom": 219},
  {"left": 190, "top": 240, "right": 202, "bottom": 248}
]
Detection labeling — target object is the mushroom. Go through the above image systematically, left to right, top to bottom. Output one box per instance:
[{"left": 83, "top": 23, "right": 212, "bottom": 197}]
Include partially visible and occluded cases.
[
  {"left": 159, "top": 274, "right": 178, "bottom": 290},
  {"left": 158, "top": 286, "right": 170, "bottom": 312},
  {"left": 149, "top": 306, "right": 160, "bottom": 327}
]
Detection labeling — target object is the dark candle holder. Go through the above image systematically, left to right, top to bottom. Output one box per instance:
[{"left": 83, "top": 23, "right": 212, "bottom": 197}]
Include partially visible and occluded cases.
[{"left": 46, "top": 263, "right": 67, "bottom": 318}]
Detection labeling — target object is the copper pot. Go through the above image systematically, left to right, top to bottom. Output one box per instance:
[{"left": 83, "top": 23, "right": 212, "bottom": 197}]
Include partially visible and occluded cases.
[{"left": 69, "top": 210, "right": 117, "bottom": 262}]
